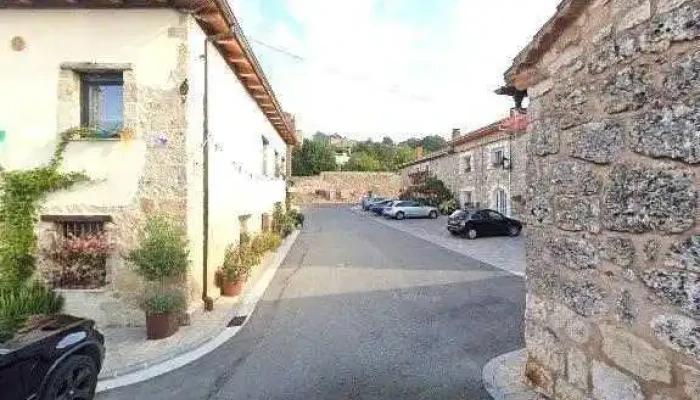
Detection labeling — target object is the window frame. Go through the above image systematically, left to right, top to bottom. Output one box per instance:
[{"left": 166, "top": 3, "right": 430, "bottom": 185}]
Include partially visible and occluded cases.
[
  {"left": 80, "top": 72, "right": 125, "bottom": 135},
  {"left": 262, "top": 136, "right": 270, "bottom": 177},
  {"left": 491, "top": 147, "right": 505, "bottom": 168},
  {"left": 460, "top": 154, "right": 472, "bottom": 174},
  {"left": 461, "top": 190, "right": 473, "bottom": 208}
]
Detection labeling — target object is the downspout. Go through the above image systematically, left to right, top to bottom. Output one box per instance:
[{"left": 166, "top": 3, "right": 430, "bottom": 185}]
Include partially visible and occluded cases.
[
  {"left": 202, "top": 37, "right": 213, "bottom": 312},
  {"left": 508, "top": 132, "right": 513, "bottom": 217}
]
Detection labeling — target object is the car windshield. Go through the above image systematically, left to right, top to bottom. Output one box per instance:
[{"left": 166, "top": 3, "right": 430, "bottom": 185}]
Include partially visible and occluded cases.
[{"left": 450, "top": 210, "right": 470, "bottom": 218}]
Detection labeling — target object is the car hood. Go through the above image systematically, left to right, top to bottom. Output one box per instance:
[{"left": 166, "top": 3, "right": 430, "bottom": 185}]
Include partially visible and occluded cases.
[{"left": 1, "top": 314, "right": 94, "bottom": 351}]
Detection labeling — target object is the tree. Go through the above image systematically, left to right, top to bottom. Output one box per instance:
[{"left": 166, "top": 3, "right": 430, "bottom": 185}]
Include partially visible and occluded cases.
[
  {"left": 399, "top": 135, "right": 447, "bottom": 153},
  {"left": 382, "top": 136, "right": 394, "bottom": 147},
  {"left": 291, "top": 139, "right": 337, "bottom": 176},
  {"left": 393, "top": 146, "right": 416, "bottom": 166},
  {"left": 343, "top": 152, "right": 383, "bottom": 171}
]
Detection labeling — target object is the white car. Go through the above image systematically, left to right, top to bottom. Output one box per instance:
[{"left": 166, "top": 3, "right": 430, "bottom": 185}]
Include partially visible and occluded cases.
[{"left": 383, "top": 200, "right": 439, "bottom": 220}]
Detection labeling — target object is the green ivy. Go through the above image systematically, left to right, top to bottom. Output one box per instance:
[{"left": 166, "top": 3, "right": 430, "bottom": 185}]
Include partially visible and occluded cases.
[{"left": 0, "top": 132, "right": 89, "bottom": 287}]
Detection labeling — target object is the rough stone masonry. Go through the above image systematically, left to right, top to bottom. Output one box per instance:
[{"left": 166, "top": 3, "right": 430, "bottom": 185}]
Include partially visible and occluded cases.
[{"left": 518, "top": 0, "right": 700, "bottom": 399}]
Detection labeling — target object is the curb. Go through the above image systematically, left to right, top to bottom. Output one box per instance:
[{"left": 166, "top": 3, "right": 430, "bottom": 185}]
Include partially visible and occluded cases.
[
  {"left": 349, "top": 207, "right": 525, "bottom": 277},
  {"left": 96, "top": 229, "right": 301, "bottom": 393},
  {"left": 482, "top": 349, "right": 546, "bottom": 400}
]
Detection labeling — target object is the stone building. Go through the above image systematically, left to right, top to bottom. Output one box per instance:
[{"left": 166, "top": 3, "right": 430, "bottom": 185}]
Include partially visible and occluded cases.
[
  {"left": 506, "top": 0, "right": 700, "bottom": 398},
  {"left": 0, "top": 2, "right": 298, "bottom": 327},
  {"left": 400, "top": 109, "right": 528, "bottom": 218}
]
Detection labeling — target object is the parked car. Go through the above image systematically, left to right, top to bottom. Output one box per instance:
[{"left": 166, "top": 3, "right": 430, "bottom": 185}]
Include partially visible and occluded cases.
[
  {"left": 362, "top": 197, "right": 386, "bottom": 211},
  {"left": 369, "top": 199, "right": 396, "bottom": 215},
  {"left": 383, "top": 201, "right": 439, "bottom": 220},
  {"left": 447, "top": 208, "right": 522, "bottom": 239},
  {"left": 1, "top": 314, "right": 105, "bottom": 400}
]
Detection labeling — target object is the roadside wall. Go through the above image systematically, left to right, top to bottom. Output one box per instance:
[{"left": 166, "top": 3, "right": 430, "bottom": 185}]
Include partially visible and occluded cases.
[
  {"left": 522, "top": 0, "right": 700, "bottom": 399},
  {"left": 291, "top": 172, "right": 402, "bottom": 204}
]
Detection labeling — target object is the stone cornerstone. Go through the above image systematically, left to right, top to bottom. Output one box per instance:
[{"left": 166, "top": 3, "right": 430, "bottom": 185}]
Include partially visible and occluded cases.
[{"left": 513, "top": 0, "right": 700, "bottom": 399}]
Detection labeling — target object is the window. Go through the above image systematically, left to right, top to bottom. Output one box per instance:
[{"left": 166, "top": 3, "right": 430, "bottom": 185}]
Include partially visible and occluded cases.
[
  {"left": 81, "top": 73, "right": 124, "bottom": 137},
  {"left": 262, "top": 136, "right": 270, "bottom": 176},
  {"left": 492, "top": 147, "right": 505, "bottom": 168},
  {"left": 274, "top": 151, "right": 280, "bottom": 178},
  {"left": 460, "top": 155, "right": 472, "bottom": 173},
  {"left": 494, "top": 189, "right": 508, "bottom": 216},
  {"left": 460, "top": 190, "right": 473, "bottom": 208},
  {"left": 487, "top": 210, "right": 506, "bottom": 221},
  {"left": 472, "top": 211, "right": 487, "bottom": 221},
  {"left": 41, "top": 216, "right": 111, "bottom": 289},
  {"left": 59, "top": 220, "right": 105, "bottom": 238}
]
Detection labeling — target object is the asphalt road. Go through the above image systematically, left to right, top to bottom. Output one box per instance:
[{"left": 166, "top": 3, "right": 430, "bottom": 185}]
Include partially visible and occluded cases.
[{"left": 98, "top": 206, "right": 525, "bottom": 400}]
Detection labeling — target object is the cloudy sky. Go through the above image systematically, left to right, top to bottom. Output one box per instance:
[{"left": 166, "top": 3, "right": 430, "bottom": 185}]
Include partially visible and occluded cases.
[{"left": 232, "top": 0, "right": 561, "bottom": 141}]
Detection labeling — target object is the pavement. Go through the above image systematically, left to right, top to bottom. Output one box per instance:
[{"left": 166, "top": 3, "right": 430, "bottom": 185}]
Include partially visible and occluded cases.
[
  {"left": 98, "top": 205, "right": 525, "bottom": 400},
  {"left": 352, "top": 207, "right": 525, "bottom": 276},
  {"left": 99, "top": 252, "right": 275, "bottom": 381},
  {"left": 483, "top": 350, "right": 545, "bottom": 400}
]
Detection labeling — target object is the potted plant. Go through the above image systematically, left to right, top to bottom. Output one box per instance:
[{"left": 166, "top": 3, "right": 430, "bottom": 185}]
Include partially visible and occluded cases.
[
  {"left": 127, "top": 215, "right": 189, "bottom": 340},
  {"left": 216, "top": 237, "right": 258, "bottom": 297},
  {"left": 142, "top": 291, "right": 184, "bottom": 340}
]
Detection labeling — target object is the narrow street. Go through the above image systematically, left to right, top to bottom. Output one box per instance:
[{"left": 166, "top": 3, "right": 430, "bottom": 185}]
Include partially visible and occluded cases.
[{"left": 98, "top": 206, "right": 525, "bottom": 400}]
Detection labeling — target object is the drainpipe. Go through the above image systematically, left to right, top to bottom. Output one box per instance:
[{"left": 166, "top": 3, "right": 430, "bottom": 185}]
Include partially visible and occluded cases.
[
  {"left": 201, "top": 32, "right": 232, "bottom": 312},
  {"left": 201, "top": 36, "right": 213, "bottom": 312}
]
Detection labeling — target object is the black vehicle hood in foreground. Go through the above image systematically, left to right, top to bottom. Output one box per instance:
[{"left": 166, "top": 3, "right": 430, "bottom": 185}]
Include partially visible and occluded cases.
[{"left": 0, "top": 315, "right": 98, "bottom": 365}]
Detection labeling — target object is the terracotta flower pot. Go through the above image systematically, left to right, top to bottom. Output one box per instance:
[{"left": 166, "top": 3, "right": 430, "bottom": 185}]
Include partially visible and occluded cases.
[
  {"left": 220, "top": 278, "right": 245, "bottom": 297},
  {"left": 146, "top": 312, "right": 179, "bottom": 340}
]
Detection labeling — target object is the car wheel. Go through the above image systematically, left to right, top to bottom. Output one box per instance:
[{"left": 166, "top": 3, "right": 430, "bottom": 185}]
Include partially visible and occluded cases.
[
  {"left": 429, "top": 210, "right": 438, "bottom": 219},
  {"left": 396, "top": 212, "right": 405, "bottom": 220},
  {"left": 508, "top": 225, "right": 521, "bottom": 237},
  {"left": 466, "top": 228, "right": 478, "bottom": 240},
  {"left": 42, "top": 355, "right": 98, "bottom": 400}
]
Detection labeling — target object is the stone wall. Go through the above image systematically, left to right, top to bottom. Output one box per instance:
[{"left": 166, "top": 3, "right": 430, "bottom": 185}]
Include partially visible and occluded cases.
[
  {"left": 522, "top": 0, "right": 700, "bottom": 398},
  {"left": 291, "top": 171, "right": 402, "bottom": 204}
]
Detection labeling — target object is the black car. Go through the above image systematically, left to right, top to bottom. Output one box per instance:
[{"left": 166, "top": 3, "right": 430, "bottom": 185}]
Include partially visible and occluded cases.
[
  {"left": 362, "top": 197, "right": 386, "bottom": 211},
  {"left": 369, "top": 200, "right": 395, "bottom": 215},
  {"left": 447, "top": 209, "right": 522, "bottom": 239},
  {"left": 1, "top": 314, "right": 105, "bottom": 400}
]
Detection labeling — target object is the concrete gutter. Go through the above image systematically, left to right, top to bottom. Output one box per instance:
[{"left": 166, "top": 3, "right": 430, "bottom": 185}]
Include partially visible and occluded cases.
[{"left": 96, "top": 229, "right": 301, "bottom": 393}]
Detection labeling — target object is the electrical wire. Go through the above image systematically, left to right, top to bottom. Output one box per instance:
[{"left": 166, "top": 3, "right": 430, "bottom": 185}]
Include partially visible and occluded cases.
[{"left": 248, "top": 37, "right": 436, "bottom": 103}]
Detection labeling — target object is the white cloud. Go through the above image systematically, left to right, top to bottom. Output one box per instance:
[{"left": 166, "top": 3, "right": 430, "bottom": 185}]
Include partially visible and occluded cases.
[{"left": 233, "top": 0, "right": 561, "bottom": 141}]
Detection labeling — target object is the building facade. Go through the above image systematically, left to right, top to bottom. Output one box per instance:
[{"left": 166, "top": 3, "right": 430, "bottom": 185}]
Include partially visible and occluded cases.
[
  {"left": 509, "top": 0, "right": 700, "bottom": 398},
  {"left": 0, "top": 4, "right": 298, "bottom": 327},
  {"left": 400, "top": 109, "right": 527, "bottom": 218}
]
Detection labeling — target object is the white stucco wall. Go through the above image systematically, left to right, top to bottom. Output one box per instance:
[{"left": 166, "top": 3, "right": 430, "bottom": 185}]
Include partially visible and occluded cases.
[
  {"left": 0, "top": 10, "right": 183, "bottom": 210},
  {"left": 187, "top": 20, "right": 287, "bottom": 299}
]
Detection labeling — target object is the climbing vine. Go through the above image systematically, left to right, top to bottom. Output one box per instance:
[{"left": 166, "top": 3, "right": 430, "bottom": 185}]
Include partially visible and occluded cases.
[{"left": 0, "top": 132, "right": 89, "bottom": 287}]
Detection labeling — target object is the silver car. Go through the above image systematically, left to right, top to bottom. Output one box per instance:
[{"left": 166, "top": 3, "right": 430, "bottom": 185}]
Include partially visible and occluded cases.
[{"left": 383, "top": 200, "right": 439, "bottom": 220}]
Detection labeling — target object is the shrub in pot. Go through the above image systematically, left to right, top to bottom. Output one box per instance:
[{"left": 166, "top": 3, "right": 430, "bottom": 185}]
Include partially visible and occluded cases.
[
  {"left": 128, "top": 215, "right": 189, "bottom": 340},
  {"left": 216, "top": 243, "right": 252, "bottom": 297},
  {"left": 143, "top": 291, "right": 184, "bottom": 340}
]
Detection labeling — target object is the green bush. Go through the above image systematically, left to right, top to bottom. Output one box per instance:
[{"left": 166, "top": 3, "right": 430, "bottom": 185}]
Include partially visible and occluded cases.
[
  {"left": 439, "top": 199, "right": 458, "bottom": 215},
  {"left": 272, "top": 202, "right": 285, "bottom": 235},
  {"left": 288, "top": 209, "right": 305, "bottom": 227},
  {"left": 281, "top": 214, "right": 296, "bottom": 238},
  {"left": 128, "top": 215, "right": 189, "bottom": 282},
  {"left": 259, "top": 231, "right": 282, "bottom": 253},
  {"left": 251, "top": 234, "right": 267, "bottom": 256},
  {"left": 216, "top": 239, "right": 259, "bottom": 286},
  {"left": 0, "top": 283, "right": 65, "bottom": 342},
  {"left": 144, "top": 291, "right": 185, "bottom": 315}
]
